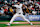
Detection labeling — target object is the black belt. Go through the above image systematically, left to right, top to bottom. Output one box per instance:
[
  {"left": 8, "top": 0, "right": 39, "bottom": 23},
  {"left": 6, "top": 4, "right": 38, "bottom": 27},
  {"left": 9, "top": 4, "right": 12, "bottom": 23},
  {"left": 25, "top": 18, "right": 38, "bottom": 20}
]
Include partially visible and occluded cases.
[{"left": 19, "top": 13, "right": 21, "bottom": 14}]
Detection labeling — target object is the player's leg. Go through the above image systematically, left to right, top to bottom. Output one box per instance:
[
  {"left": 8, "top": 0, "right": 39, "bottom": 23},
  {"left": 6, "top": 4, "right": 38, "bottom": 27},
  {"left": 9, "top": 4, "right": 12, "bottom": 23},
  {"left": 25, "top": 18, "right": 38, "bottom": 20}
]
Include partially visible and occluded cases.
[
  {"left": 7, "top": 13, "right": 19, "bottom": 25},
  {"left": 20, "top": 14, "right": 33, "bottom": 25}
]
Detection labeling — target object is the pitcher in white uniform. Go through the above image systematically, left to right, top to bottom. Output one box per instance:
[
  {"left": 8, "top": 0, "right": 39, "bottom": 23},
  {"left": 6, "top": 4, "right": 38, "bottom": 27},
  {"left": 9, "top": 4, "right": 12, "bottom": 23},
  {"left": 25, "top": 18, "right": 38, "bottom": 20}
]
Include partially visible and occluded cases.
[{"left": 7, "top": 2, "right": 33, "bottom": 26}]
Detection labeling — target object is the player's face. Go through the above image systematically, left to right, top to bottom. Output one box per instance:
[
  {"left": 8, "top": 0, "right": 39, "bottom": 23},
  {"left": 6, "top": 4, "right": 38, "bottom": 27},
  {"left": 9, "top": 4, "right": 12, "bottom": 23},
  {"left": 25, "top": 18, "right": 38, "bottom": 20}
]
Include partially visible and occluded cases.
[{"left": 17, "top": 2, "right": 20, "bottom": 5}]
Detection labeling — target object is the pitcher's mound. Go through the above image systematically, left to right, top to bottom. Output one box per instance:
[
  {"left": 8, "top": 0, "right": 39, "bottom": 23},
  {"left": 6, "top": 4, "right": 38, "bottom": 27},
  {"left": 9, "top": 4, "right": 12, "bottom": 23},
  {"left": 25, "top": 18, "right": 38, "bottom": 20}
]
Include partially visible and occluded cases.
[{"left": 6, "top": 25, "right": 40, "bottom": 27}]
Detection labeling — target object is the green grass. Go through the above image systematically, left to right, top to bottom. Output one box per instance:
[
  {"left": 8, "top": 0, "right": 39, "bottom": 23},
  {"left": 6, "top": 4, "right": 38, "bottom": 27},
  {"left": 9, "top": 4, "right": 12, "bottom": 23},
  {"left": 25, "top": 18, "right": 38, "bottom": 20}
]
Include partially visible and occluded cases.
[
  {"left": 0, "top": 21, "right": 40, "bottom": 22},
  {"left": 0, "top": 24, "right": 5, "bottom": 27},
  {"left": 11, "top": 24, "right": 40, "bottom": 26}
]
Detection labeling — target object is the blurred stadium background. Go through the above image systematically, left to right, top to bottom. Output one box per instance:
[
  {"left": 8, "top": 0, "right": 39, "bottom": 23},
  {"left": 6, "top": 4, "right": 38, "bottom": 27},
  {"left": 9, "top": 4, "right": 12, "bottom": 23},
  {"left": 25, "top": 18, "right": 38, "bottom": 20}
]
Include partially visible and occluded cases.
[{"left": 0, "top": 0, "right": 40, "bottom": 21}]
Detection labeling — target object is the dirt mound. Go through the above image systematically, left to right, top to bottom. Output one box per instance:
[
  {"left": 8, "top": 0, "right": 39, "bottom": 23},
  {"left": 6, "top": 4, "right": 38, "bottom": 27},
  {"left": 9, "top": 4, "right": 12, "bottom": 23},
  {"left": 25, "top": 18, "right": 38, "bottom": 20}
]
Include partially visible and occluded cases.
[
  {"left": 0, "top": 22, "right": 40, "bottom": 24},
  {"left": 6, "top": 25, "right": 40, "bottom": 27}
]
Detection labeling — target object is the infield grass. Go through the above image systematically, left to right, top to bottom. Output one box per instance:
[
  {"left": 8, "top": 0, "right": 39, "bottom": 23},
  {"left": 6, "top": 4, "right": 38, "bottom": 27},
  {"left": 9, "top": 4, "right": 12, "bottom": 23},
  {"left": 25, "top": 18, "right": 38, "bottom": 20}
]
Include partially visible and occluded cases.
[{"left": 0, "top": 21, "right": 40, "bottom": 22}]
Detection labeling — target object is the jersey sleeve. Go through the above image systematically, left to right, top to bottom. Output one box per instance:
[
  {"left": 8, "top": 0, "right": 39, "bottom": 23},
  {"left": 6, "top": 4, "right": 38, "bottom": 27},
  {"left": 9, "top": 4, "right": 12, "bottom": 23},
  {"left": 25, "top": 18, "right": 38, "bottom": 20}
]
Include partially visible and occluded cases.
[{"left": 13, "top": 5, "right": 17, "bottom": 7}]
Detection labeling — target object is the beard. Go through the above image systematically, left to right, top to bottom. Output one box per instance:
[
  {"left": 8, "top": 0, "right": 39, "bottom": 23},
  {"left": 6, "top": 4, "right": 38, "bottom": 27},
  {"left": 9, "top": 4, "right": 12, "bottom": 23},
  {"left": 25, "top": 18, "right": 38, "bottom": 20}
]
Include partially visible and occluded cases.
[{"left": 18, "top": 4, "right": 20, "bottom": 5}]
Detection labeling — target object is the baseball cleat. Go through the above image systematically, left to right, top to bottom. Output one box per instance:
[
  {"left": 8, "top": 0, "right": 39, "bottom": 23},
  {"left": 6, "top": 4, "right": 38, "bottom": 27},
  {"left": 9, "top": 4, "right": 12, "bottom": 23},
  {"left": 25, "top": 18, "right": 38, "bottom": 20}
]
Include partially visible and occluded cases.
[
  {"left": 6, "top": 23, "right": 10, "bottom": 26},
  {"left": 30, "top": 23, "right": 33, "bottom": 25}
]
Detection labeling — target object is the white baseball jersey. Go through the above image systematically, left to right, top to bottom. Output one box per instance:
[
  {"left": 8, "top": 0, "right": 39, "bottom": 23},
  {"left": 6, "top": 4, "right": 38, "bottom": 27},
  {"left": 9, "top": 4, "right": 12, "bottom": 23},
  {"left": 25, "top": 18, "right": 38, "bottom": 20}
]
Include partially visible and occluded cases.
[{"left": 14, "top": 4, "right": 23, "bottom": 14}]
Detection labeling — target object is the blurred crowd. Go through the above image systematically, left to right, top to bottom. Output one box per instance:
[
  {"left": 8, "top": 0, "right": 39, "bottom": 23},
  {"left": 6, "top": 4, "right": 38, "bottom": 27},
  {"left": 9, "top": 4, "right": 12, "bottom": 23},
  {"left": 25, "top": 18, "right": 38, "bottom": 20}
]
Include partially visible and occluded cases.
[{"left": 0, "top": 0, "right": 40, "bottom": 16}]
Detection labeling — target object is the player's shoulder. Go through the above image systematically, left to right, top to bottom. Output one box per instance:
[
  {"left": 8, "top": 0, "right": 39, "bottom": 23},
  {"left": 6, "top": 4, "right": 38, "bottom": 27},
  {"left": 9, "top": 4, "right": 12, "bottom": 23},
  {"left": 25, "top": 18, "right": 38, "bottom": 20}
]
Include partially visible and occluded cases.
[{"left": 20, "top": 3, "right": 23, "bottom": 5}]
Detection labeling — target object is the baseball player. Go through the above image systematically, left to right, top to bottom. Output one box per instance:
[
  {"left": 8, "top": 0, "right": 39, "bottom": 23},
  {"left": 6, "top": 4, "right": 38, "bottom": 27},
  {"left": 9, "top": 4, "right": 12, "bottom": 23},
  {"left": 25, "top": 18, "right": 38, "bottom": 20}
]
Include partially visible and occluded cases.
[{"left": 7, "top": 2, "right": 33, "bottom": 26}]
